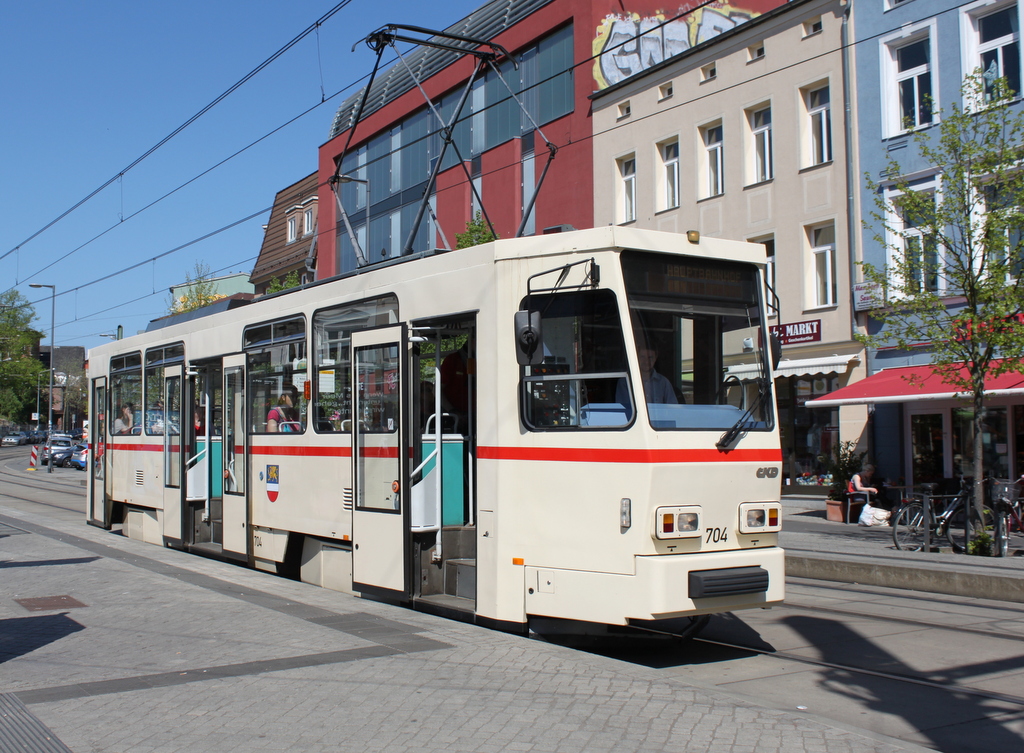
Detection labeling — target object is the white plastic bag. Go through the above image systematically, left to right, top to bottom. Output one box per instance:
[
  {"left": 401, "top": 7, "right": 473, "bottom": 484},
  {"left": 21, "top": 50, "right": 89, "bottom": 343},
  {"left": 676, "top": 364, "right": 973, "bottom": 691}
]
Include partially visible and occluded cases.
[{"left": 859, "top": 504, "right": 890, "bottom": 527}]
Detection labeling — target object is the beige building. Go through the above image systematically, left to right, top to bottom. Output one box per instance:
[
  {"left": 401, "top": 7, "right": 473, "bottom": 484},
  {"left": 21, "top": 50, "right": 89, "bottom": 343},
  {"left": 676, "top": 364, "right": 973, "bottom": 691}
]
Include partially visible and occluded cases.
[{"left": 591, "top": 0, "right": 866, "bottom": 491}]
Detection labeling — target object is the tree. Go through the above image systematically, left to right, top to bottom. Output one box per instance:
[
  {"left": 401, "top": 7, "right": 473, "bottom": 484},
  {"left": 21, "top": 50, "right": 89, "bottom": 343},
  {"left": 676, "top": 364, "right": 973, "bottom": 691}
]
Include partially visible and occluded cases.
[
  {"left": 859, "top": 73, "right": 1024, "bottom": 542},
  {"left": 455, "top": 211, "right": 498, "bottom": 249},
  {"left": 167, "top": 261, "right": 226, "bottom": 314},
  {"left": 265, "top": 270, "right": 302, "bottom": 294},
  {"left": 0, "top": 290, "right": 44, "bottom": 425}
]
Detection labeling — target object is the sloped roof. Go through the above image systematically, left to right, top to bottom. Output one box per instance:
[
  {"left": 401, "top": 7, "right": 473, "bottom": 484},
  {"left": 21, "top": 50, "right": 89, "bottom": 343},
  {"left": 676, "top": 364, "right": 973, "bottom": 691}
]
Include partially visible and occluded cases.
[
  {"left": 329, "top": 0, "right": 553, "bottom": 139},
  {"left": 250, "top": 173, "right": 319, "bottom": 285}
]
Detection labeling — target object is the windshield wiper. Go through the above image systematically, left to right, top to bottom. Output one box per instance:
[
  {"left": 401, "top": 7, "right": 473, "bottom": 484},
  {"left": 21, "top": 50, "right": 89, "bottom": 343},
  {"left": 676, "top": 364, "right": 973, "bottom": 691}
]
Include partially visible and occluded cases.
[{"left": 716, "top": 375, "right": 771, "bottom": 451}]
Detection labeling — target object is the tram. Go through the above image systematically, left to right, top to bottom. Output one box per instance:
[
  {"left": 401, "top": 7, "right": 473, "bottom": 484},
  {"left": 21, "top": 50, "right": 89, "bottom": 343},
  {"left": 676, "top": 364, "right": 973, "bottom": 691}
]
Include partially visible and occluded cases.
[{"left": 86, "top": 226, "right": 784, "bottom": 634}]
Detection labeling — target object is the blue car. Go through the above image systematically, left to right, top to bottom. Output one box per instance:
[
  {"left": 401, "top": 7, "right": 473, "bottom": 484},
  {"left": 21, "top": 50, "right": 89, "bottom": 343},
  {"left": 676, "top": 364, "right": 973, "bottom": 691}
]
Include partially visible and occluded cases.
[{"left": 67, "top": 444, "right": 88, "bottom": 470}]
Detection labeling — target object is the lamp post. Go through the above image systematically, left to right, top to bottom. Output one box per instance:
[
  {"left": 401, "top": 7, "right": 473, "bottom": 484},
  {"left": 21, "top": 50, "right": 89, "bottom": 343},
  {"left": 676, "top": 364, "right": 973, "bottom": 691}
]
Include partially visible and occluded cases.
[{"left": 30, "top": 283, "right": 55, "bottom": 473}]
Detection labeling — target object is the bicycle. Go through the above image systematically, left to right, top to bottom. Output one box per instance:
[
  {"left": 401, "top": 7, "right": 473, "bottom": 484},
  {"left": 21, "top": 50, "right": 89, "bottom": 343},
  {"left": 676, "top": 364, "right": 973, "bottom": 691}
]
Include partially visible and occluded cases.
[
  {"left": 892, "top": 477, "right": 993, "bottom": 553},
  {"left": 991, "top": 479, "right": 1024, "bottom": 558}
]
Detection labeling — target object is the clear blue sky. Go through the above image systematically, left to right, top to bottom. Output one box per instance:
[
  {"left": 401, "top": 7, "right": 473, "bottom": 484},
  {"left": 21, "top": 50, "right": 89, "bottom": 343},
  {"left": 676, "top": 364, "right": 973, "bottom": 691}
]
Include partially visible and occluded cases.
[{"left": 0, "top": 0, "right": 484, "bottom": 351}]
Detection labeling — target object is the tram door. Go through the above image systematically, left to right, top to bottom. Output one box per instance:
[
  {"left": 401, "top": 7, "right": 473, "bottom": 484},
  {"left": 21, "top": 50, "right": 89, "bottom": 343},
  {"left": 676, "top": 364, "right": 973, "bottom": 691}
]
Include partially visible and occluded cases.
[
  {"left": 351, "top": 326, "right": 409, "bottom": 596},
  {"left": 221, "top": 355, "right": 248, "bottom": 556},
  {"left": 185, "top": 360, "right": 223, "bottom": 550},
  {"left": 162, "top": 365, "right": 185, "bottom": 545},
  {"left": 87, "top": 377, "right": 111, "bottom": 527}
]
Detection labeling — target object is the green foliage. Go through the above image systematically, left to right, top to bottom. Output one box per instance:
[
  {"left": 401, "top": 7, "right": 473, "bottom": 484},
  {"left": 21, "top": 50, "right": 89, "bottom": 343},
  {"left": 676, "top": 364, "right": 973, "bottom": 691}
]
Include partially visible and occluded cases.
[
  {"left": 859, "top": 72, "right": 1024, "bottom": 529},
  {"left": 455, "top": 212, "right": 498, "bottom": 249},
  {"left": 168, "top": 261, "right": 225, "bottom": 314},
  {"left": 265, "top": 270, "right": 302, "bottom": 294},
  {"left": 0, "top": 290, "right": 44, "bottom": 424},
  {"left": 818, "top": 441, "right": 867, "bottom": 501},
  {"left": 967, "top": 530, "right": 993, "bottom": 557}
]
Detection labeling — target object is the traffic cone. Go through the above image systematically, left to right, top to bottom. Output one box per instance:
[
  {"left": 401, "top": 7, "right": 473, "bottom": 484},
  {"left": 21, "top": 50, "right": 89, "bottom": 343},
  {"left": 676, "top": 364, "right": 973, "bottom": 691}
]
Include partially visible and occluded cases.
[{"left": 27, "top": 444, "right": 38, "bottom": 471}]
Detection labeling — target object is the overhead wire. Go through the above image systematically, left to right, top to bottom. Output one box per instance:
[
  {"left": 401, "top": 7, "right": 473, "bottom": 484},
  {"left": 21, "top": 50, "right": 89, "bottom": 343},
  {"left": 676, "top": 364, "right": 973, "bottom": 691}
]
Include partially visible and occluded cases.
[{"left": 8, "top": 0, "right": 970, "bottom": 340}]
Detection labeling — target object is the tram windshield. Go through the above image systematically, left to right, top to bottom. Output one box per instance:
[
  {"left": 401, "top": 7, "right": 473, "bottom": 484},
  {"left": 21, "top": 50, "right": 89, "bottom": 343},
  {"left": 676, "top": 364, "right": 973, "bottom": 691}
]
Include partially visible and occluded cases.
[{"left": 620, "top": 250, "right": 774, "bottom": 432}]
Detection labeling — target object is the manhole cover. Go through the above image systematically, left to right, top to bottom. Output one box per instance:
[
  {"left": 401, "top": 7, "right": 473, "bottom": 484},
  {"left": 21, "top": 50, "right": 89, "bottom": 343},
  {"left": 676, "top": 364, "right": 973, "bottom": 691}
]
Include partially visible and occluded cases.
[{"left": 15, "top": 595, "right": 87, "bottom": 611}]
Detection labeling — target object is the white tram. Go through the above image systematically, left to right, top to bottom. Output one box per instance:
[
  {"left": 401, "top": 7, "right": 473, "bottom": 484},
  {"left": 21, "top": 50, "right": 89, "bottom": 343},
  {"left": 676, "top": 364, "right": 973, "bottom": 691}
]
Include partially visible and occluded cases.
[{"left": 86, "top": 227, "right": 784, "bottom": 634}]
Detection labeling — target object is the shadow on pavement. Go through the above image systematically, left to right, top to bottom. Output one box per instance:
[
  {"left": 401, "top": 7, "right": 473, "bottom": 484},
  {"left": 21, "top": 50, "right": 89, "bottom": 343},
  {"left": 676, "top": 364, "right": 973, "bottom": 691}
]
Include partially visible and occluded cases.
[{"left": 0, "top": 613, "right": 85, "bottom": 663}]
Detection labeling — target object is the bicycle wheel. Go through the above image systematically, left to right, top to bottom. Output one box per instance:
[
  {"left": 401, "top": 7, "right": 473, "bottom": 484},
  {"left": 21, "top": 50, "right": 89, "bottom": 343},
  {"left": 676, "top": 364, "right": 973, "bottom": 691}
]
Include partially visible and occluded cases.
[
  {"left": 892, "top": 502, "right": 926, "bottom": 551},
  {"left": 945, "top": 503, "right": 995, "bottom": 554},
  {"left": 995, "top": 511, "right": 1009, "bottom": 558}
]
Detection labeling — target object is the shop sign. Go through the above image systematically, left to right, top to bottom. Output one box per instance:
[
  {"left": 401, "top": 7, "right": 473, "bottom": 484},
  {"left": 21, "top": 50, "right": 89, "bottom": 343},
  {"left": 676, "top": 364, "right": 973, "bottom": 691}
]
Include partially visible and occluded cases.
[
  {"left": 853, "top": 282, "right": 883, "bottom": 311},
  {"left": 770, "top": 319, "right": 821, "bottom": 345}
]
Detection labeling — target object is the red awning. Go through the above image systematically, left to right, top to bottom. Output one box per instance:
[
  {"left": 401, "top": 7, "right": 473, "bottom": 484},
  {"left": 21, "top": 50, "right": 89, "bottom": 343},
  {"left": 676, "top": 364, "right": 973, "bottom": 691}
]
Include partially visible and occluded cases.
[{"left": 807, "top": 360, "right": 1024, "bottom": 407}]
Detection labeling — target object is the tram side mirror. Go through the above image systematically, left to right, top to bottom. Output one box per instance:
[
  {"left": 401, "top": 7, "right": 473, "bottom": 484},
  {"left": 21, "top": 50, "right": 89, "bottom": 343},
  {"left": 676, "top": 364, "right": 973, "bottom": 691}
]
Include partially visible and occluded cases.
[
  {"left": 514, "top": 309, "right": 543, "bottom": 365},
  {"left": 770, "top": 334, "right": 782, "bottom": 370}
]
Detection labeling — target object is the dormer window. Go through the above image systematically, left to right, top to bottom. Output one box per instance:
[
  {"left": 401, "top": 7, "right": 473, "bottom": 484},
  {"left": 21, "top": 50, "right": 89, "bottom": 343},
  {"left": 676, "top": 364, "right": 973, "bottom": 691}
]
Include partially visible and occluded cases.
[{"left": 287, "top": 216, "right": 297, "bottom": 243}]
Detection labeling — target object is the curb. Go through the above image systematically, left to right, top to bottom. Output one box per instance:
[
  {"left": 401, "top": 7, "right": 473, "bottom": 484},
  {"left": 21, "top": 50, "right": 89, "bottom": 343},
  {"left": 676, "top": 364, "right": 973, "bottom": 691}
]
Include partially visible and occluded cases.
[{"left": 787, "top": 553, "right": 1024, "bottom": 604}]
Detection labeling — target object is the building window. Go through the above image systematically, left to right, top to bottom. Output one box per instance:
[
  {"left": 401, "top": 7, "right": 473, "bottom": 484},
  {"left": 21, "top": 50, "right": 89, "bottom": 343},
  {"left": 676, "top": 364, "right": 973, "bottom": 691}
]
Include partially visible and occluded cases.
[
  {"left": 965, "top": 2, "right": 1021, "bottom": 100},
  {"left": 804, "top": 17, "right": 823, "bottom": 37},
  {"left": 884, "top": 32, "right": 934, "bottom": 133},
  {"left": 748, "top": 42, "right": 765, "bottom": 61},
  {"left": 701, "top": 62, "right": 717, "bottom": 81},
  {"left": 658, "top": 82, "right": 673, "bottom": 100},
  {"left": 807, "top": 85, "right": 832, "bottom": 165},
  {"left": 618, "top": 101, "right": 632, "bottom": 119},
  {"left": 750, "top": 106, "right": 773, "bottom": 183},
  {"left": 702, "top": 123, "right": 724, "bottom": 198},
  {"left": 659, "top": 140, "right": 680, "bottom": 210},
  {"left": 618, "top": 156, "right": 636, "bottom": 223},
  {"left": 983, "top": 182, "right": 1024, "bottom": 279},
  {"left": 887, "top": 185, "right": 942, "bottom": 295},
  {"left": 303, "top": 208, "right": 314, "bottom": 236},
  {"left": 287, "top": 216, "right": 297, "bottom": 243},
  {"left": 810, "top": 224, "right": 837, "bottom": 307}
]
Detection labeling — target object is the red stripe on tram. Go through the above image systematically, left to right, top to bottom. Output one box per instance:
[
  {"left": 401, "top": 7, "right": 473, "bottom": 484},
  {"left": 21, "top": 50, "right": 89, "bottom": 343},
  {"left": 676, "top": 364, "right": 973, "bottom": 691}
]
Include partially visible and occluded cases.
[
  {"left": 250, "top": 445, "right": 352, "bottom": 458},
  {"left": 477, "top": 446, "right": 783, "bottom": 464}
]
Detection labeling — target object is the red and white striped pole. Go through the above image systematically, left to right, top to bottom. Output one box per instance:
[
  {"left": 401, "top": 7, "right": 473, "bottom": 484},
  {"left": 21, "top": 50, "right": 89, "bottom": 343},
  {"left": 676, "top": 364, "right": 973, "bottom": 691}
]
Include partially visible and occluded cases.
[{"left": 27, "top": 444, "right": 39, "bottom": 471}]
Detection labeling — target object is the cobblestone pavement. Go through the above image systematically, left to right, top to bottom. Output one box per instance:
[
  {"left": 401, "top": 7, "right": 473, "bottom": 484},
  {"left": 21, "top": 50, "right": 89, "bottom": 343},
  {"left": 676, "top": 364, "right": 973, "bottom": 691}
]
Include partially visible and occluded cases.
[{"left": 0, "top": 506, "right": 934, "bottom": 753}]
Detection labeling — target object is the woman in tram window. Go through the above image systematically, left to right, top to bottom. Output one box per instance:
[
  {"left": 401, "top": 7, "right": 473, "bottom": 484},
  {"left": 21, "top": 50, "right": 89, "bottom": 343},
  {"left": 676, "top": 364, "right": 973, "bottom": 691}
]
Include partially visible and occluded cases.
[{"left": 267, "top": 385, "right": 299, "bottom": 432}]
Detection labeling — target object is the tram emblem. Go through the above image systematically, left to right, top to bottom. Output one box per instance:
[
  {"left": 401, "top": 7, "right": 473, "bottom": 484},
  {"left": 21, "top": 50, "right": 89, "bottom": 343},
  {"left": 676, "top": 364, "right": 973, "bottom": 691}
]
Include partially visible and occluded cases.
[{"left": 266, "top": 464, "right": 280, "bottom": 502}]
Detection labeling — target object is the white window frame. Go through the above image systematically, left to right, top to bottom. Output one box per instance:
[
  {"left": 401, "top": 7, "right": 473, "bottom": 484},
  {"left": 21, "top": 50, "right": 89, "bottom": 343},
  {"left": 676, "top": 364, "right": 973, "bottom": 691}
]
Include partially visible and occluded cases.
[
  {"left": 961, "top": 0, "right": 1022, "bottom": 102},
  {"left": 880, "top": 21, "right": 938, "bottom": 137},
  {"left": 805, "top": 84, "right": 832, "bottom": 166},
  {"left": 749, "top": 105, "right": 773, "bottom": 183},
  {"left": 701, "top": 122, "right": 724, "bottom": 198},
  {"left": 658, "top": 139, "right": 680, "bottom": 211},
  {"left": 618, "top": 155, "right": 637, "bottom": 223},
  {"left": 884, "top": 177, "right": 946, "bottom": 297},
  {"left": 981, "top": 179, "right": 1024, "bottom": 280},
  {"left": 303, "top": 208, "right": 314, "bottom": 236},
  {"left": 287, "top": 215, "right": 297, "bottom": 243},
  {"left": 810, "top": 223, "right": 837, "bottom": 308},
  {"left": 752, "top": 235, "right": 777, "bottom": 316}
]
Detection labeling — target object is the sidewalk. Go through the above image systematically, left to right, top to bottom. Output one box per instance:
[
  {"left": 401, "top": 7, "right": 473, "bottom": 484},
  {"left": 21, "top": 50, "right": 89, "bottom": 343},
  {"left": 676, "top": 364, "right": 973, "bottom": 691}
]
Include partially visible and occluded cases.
[{"left": 781, "top": 494, "right": 1024, "bottom": 603}]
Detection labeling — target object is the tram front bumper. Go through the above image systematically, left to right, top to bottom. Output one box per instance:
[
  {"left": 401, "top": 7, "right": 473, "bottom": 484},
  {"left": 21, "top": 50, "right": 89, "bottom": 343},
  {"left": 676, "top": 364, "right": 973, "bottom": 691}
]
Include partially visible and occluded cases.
[{"left": 523, "top": 546, "right": 784, "bottom": 626}]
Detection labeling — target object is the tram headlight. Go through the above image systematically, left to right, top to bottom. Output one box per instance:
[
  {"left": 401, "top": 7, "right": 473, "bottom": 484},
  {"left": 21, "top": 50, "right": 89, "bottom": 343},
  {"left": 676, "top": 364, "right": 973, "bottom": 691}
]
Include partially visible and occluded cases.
[
  {"left": 739, "top": 502, "right": 782, "bottom": 534},
  {"left": 653, "top": 506, "right": 702, "bottom": 539}
]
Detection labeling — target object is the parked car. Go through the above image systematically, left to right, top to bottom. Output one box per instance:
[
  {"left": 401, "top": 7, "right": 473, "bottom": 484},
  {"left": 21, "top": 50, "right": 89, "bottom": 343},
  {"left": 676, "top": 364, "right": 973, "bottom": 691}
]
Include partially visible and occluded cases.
[
  {"left": 2, "top": 432, "right": 28, "bottom": 446},
  {"left": 41, "top": 436, "right": 76, "bottom": 465},
  {"left": 67, "top": 444, "right": 88, "bottom": 470}
]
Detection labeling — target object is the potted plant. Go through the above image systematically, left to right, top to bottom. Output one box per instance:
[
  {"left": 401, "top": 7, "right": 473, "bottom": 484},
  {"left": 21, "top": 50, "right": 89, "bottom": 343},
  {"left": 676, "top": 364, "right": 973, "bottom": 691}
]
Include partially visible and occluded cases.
[{"left": 818, "top": 441, "right": 867, "bottom": 522}]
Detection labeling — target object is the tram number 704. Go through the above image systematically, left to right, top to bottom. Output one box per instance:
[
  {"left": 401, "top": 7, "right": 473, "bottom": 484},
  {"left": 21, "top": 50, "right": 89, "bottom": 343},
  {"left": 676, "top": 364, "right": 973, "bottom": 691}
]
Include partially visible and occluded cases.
[{"left": 705, "top": 527, "right": 729, "bottom": 543}]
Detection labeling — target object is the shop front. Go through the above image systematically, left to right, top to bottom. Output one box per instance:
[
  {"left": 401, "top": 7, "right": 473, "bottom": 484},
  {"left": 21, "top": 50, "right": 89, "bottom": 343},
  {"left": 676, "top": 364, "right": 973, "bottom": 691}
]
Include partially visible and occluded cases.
[{"left": 809, "top": 361, "right": 1024, "bottom": 487}]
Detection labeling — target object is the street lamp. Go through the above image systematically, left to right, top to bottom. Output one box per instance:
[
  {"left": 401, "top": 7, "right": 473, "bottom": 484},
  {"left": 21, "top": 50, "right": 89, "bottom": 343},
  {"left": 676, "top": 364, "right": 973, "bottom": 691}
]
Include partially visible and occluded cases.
[
  {"left": 331, "top": 173, "right": 370, "bottom": 267},
  {"left": 30, "top": 283, "right": 55, "bottom": 473}
]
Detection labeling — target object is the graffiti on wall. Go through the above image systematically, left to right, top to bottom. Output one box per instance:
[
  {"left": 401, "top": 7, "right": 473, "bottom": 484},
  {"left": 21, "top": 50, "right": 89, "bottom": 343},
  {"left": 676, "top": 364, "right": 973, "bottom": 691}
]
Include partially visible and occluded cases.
[{"left": 592, "top": 2, "right": 765, "bottom": 90}]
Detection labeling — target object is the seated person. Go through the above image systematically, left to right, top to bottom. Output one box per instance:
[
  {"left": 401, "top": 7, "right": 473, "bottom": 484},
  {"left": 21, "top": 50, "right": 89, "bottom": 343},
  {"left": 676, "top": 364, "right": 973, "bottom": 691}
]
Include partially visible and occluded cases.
[{"left": 616, "top": 346, "right": 678, "bottom": 408}]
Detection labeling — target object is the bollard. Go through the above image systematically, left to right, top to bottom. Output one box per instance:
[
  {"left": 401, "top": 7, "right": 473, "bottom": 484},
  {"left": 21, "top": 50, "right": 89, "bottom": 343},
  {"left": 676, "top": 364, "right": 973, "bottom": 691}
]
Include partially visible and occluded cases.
[{"left": 27, "top": 444, "right": 39, "bottom": 471}]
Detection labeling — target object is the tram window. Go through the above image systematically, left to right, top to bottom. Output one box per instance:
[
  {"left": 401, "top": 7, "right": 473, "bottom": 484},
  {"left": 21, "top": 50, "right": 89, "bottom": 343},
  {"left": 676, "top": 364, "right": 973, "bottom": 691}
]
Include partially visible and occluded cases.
[
  {"left": 620, "top": 250, "right": 774, "bottom": 432},
  {"left": 519, "top": 290, "right": 631, "bottom": 430},
  {"left": 312, "top": 295, "right": 398, "bottom": 432},
  {"left": 245, "top": 317, "right": 307, "bottom": 434},
  {"left": 143, "top": 343, "right": 183, "bottom": 435},
  {"left": 109, "top": 353, "right": 142, "bottom": 436}
]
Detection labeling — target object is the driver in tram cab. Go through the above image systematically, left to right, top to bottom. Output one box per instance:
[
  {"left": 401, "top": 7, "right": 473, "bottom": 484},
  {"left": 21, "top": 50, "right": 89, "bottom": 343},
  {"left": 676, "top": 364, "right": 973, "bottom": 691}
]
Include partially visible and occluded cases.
[{"left": 616, "top": 345, "right": 678, "bottom": 408}]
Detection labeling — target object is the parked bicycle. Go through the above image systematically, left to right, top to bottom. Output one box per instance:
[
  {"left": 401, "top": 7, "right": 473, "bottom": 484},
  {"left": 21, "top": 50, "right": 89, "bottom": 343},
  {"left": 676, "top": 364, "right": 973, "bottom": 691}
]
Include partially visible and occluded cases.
[
  {"left": 892, "top": 477, "right": 994, "bottom": 553},
  {"left": 991, "top": 479, "right": 1024, "bottom": 558}
]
